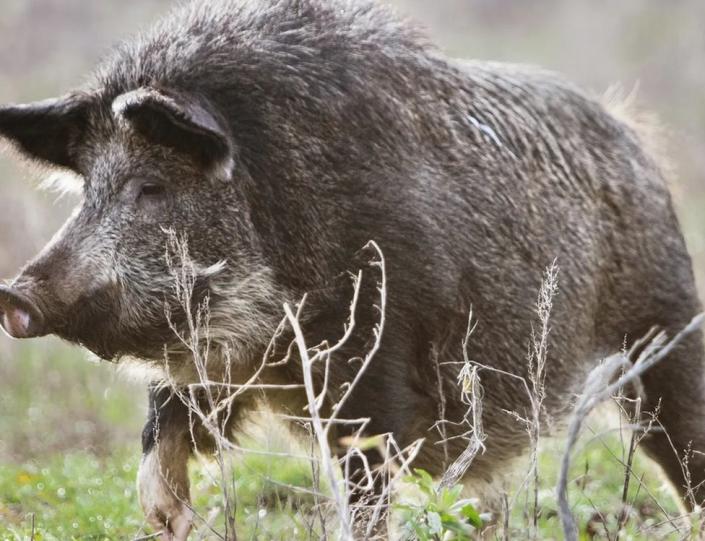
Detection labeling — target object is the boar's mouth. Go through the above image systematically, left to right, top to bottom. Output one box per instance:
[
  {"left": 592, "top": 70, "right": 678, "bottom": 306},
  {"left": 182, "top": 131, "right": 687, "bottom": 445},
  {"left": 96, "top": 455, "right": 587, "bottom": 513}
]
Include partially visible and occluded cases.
[
  {"left": 0, "top": 283, "right": 123, "bottom": 360},
  {"left": 0, "top": 285, "right": 46, "bottom": 339}
]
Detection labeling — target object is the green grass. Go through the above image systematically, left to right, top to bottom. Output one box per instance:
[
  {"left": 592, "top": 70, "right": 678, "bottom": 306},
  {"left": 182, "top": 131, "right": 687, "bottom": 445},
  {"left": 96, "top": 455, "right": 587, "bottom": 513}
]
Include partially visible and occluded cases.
[
  {"left": 10, "top": 335, "right": 705, "bottom": 541},
  {"left": 0, "top": 339, "right": 695, "bottom": 540},
  {"left": 0, "top": 341, "right": 321, "bottom": 540},
  {"left": 0, "top": 429, "right": 690, "bottom": 540},
  {"left": 529, "top": 434, "right": 684, "bottom": 540},
  {"left": 0, "top": 445, "right": 322, "bottom": 541},
  {"left": 0, "top": 449, "right": 143, "bottom": 540}
]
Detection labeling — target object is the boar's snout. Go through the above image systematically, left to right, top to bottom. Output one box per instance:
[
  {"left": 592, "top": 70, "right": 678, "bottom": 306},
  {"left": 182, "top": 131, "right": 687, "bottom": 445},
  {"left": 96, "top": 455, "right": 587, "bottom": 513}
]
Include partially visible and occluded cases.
[{"left": 0, "top": 285, "right": 46, "bottom": 339}]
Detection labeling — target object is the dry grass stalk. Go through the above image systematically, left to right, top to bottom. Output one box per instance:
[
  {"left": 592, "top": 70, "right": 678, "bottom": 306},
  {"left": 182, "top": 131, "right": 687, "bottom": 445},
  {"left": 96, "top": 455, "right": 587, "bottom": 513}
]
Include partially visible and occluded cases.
[
  {"left": 282, "top": 239, "right": 387, "bottom": 538},
  {"left": 526, "top": 261, "right": 558, "bottom": 536},
  {"left": 439, "top": 309, "right": 486, "bottom": 489}
]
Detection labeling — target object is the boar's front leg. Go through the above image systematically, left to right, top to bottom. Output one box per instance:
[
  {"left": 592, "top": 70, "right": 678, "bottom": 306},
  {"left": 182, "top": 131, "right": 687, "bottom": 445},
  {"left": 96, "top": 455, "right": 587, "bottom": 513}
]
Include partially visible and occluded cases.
[{"left": 138, "top": 383, "right": 195, "bottom": 541}]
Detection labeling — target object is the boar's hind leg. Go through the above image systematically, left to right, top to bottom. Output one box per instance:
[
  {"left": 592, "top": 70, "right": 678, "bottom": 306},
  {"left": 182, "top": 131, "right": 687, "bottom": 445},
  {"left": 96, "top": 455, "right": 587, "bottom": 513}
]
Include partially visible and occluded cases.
[
  {"left": 633, "top": 328, "right": 705, "bottom": 509},
  {"left": 138, "top": 383, "right": 241, "bottom": 540}
]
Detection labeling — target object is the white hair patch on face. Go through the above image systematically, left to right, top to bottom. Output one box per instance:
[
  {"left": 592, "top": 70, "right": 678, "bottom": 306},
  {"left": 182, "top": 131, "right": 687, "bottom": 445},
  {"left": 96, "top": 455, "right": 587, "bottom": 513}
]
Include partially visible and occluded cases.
[
  {"left": 209, "top": 154, "right": 235, "bottom": 183},
  {"left": 40, "top": 170, "right": 84, "bottom": 198},
  {"left": 194, "top": 259, "right": 228, "bottom": 279},
  {"left": 159, "top": 263, "right": 287, "bottom": 385},
  {"left": 206, "top": 266, "right": 284, "bottom": 349}
]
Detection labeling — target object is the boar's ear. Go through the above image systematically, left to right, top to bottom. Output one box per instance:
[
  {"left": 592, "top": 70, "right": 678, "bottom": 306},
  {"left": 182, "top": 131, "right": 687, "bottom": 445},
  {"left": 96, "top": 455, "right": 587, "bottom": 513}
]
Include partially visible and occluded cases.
[
  {"left": 112, "top": 88, "right": 232, "bottom": 170},
  {"left": 0, "top": 95, "right": 89, "bottom": 170}
]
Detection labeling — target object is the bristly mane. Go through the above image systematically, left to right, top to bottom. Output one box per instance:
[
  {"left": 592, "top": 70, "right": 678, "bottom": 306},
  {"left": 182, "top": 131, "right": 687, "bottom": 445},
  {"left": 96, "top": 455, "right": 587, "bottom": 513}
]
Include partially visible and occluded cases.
[{"left": 93, "top": 0, "right": 430, "bottom": 102}]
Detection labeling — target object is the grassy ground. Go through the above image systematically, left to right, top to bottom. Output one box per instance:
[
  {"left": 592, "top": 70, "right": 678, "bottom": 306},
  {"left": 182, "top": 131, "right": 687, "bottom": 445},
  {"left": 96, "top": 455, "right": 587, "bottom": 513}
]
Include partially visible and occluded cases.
[
  {"left": 0, "top": 340, "right": 693, "bottom": 541},
  {"left": 0, "top": 422, "right": 689, "bottom": 540},
  {"left": 0, "top": 444, "right": 321, "bottom": 540}
]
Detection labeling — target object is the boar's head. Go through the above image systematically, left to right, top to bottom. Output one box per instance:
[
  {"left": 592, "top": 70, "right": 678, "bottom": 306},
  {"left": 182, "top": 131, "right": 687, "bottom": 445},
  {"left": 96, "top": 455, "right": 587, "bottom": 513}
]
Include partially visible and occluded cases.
[{"left": 0, "top": 87, "right": 277, "bottom": 363}]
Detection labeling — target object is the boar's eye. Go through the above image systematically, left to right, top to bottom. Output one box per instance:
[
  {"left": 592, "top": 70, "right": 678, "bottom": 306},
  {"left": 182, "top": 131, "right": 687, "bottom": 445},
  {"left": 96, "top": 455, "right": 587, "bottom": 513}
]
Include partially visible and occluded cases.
[
  {"left": 125, "top": 178, "right": 170, "bottom": 216},
  {"left": 134, "top": 181, "right": 169, "bottom": 215},
  {"left": 139, "top": 182, "right": 166, "bottom": 199}
]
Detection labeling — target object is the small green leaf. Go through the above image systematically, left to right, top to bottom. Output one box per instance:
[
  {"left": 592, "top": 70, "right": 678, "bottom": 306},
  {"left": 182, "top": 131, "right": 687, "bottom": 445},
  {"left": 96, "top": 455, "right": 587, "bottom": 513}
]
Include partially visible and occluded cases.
[
  {"left": 414, "top": 468, "right": 433, "bottom": 484},
  {"left": 460, "top": 503, "right": 483, "bottom": 527}
]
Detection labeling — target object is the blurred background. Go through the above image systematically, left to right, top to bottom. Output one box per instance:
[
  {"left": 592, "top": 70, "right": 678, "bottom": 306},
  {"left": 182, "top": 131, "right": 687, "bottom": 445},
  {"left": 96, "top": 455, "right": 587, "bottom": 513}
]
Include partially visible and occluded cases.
[{"left": 0, "top": 0, "right": 703, "bottom": 536}]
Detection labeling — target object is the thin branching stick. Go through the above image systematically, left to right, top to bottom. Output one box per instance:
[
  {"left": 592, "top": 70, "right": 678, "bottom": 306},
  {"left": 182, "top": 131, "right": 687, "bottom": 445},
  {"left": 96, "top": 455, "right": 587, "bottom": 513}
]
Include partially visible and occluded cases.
[{"left": 281, "top": 240, "right": 387, "bottom": 539}]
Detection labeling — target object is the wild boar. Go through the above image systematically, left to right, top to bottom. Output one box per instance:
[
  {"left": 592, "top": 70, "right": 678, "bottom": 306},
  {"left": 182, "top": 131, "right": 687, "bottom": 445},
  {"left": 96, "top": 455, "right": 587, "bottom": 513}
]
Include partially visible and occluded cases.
[{"left": 0, "top": 0, "right": 703, "bottom": 538}]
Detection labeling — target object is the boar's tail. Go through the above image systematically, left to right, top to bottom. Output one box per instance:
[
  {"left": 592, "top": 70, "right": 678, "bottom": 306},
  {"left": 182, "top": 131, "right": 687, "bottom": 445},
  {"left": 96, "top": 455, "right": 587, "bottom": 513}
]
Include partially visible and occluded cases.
[{"left": 601, "top": 83, "right": 674, "bottom": 180}]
